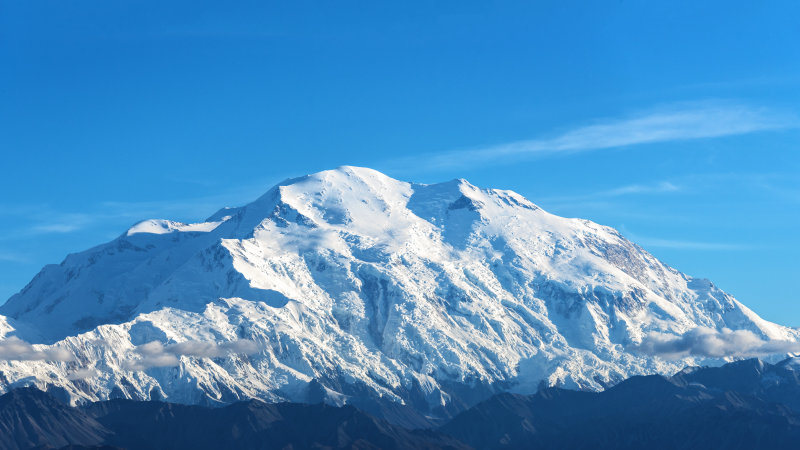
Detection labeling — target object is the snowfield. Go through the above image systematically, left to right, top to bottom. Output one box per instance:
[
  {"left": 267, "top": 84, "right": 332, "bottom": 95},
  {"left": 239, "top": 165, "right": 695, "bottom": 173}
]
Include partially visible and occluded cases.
[{"left": 0, "top": 166, "right": 796, "bottom": 421}]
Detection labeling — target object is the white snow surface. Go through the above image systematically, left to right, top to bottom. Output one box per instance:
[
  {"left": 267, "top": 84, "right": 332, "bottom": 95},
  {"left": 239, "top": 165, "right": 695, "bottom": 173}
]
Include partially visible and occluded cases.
[
  {"left": 0, "top": 166, "right": 796, "bottom": 414},
  {"left": 126, "top": 218, "right": 229, "bottom": 236}
]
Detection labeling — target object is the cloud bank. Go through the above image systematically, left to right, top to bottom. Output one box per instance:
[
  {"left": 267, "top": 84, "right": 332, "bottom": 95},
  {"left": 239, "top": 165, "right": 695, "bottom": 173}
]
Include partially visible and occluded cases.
[
  {"left": 633, "top": 327, "right": 800, "bottom": 359},
  {"left": 0, "top": 336, "right": 74, "bottom": 361},
  {"left": 124, "top": 340, "right": 261, "bottom": 371}
]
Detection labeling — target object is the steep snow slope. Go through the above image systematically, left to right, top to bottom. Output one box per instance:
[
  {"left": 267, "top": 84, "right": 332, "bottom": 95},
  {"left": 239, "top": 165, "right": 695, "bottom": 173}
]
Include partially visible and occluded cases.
[{"left": 0, "top": 166, "right": 796, "bottom": 421}]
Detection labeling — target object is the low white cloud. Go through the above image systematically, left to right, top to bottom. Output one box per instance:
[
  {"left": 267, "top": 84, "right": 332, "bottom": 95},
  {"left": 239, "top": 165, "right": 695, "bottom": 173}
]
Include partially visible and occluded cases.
[
  {"left": 633, "top": 327, "right": 800, "bottom": 359},
  {"left": 0, "top": 336, "right": 75, "bottom": 361},
  {"left": 124, "top": 340, "right": 261, "bottom": 371},
  {"left": 67, "top": 367, "right": 100, "bottom": 380}
]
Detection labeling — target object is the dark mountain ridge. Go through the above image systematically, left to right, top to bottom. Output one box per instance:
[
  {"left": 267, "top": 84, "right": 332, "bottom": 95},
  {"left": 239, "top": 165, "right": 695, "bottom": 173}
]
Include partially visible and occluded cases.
[
  {"left": 6, "top": 357, "right": 800, "bottom": 449},
  {"left": 442, "top": 357, "right": 800, "bottom": 449},
  {"left": 0, "top": 388, "right": 467, "bottom": 450},
  {"left": 0, "top": 388, "right": 108, "bottom": 450}
]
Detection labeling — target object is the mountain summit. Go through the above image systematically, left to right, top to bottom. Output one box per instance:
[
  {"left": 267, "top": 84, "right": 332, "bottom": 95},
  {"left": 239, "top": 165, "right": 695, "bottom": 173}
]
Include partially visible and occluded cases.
[{"left": 0, "top": 166, "right": 796, "bottom": 423}]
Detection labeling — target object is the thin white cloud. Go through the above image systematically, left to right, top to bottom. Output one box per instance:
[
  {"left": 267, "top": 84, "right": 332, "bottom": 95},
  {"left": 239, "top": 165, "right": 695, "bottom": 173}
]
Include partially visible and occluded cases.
[
  {"left": 403, "top": 102, "right": 797, "bottom": 170},
  {"left": 0, "top": 178, "right": 280, "bottom": 238},
  {"left": 539, "top": 181, "right": 681, "bottom": 206},
  {"left": 602, "top": 181, "right": 680, "bottom": 196},
  {"left": 32, "top": 224, "right": 86, "bottom": 234},
  {"left": 629, "top": 235, "right": 755, "bottom": 251},
  {"left": 0, "top": 252, "right": 28, "bottom": 263},
  {"left": 633, "top": 327, "right": 800, "bottom": 359},
  {"left": 0, "top": 336, "right": 75, "bottom": 361},
  {"left": 124, "top": 340, "right": 261, "bottom": 371}
]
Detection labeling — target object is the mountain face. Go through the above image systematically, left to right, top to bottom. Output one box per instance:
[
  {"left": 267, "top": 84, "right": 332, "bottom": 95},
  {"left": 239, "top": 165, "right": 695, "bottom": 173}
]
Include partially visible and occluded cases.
[
  {"left": 0, "top": 166, "right": 796, "bottom": 423},
  {"left": 442, "top": 357, "right": 800, "bottom": 450}
]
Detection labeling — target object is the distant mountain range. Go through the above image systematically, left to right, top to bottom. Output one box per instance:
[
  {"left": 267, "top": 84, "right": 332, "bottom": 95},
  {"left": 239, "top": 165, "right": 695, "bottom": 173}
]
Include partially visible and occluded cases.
[
  {"left": 0, "top": 167, "right": 797, "bottom": 426},
  {"left": 5, "top": 357, "right": 800, "bottom": 449},
  {"left": 442, "top": 357, "right": 800, "bottom": 449}
]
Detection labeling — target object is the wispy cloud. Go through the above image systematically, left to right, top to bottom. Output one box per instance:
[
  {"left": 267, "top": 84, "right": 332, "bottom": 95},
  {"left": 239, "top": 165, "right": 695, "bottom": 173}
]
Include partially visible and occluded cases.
[
  {"left": 398, "top": 102, "right": 797, "bottom": 171},
  {"left": 0, "top": 180, "right": 276, "bottom": 239},
  {"left": 539, "top": 181, "right": 681, "bottom": 206},
  {"left": 602, "top": 181, "right": 680, "bottom": 196},
  {"left": 753, "top": 181, "right": 800, "bottom": 204},
  {"left": 30, "top": 213, "right": 94, "bottom": 234},
  {"left": 628, "top": 235, "right": 756, "bottom": 251},
  {"left": 0, "top": 252, "right": 29, "bottom": 263},
  {"left": 633, "top": 327, "right": 800, "bottom": 360},
  {"left": 0, "top": 336, "right": 75, "bottom": 361},
  {"left": 123, "top": 340, "right": 261, "bottom": 371}
]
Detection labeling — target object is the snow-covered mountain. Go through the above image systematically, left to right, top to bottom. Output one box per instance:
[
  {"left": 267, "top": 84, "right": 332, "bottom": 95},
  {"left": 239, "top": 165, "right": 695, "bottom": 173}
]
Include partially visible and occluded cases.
[{"left": 0, "top": 166, "right": 796, "bottom": 422}]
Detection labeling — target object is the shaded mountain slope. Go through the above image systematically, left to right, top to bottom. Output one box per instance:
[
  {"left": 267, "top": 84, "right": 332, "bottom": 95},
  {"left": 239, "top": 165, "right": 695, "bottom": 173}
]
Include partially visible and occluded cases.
[
  {"left": 441, "top": 358, "right": 800, "bottom": 449},
  {"left": 8, "top": 359, "right": 800, "bottom": 449},
  {"left": 0, "top": 388, "right": 108, "bottom": 450},
  {"left": 0, "top": 388, "right": 469, "bottom": 450}
]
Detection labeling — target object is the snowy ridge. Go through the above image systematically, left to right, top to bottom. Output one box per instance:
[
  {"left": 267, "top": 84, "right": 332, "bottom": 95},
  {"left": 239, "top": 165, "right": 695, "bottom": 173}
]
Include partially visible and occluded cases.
[
  {"left": 0, "top": 166, "right": 796, "bottom": 419},
  {"left": 126, "top": 218, "right": 230, "bottom": 236}
]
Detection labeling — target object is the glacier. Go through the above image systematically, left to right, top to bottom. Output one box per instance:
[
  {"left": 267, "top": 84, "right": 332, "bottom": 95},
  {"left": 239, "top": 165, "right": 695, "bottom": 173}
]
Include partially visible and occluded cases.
[{"left": 0, "top": 166, "right": 796, "bottom": 423}]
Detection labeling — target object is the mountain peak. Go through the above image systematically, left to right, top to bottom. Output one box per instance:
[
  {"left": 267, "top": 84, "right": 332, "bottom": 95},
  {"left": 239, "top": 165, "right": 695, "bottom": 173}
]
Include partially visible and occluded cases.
[
  {"left": 277, "top": 165, "right": 400, "bottom": 191},
  {"left": 0, "top": 166, "right": 797, "bottom": 422}
]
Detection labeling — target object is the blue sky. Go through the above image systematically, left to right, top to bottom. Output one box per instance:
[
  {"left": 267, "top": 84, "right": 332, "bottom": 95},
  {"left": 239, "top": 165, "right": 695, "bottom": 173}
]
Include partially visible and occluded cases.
[{"left": 1, "top": 1, "right": 799, "bottom": 323}]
